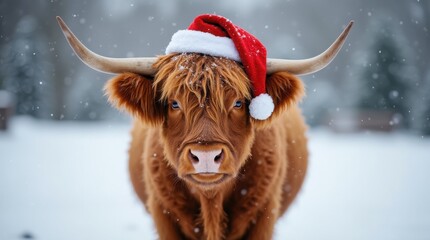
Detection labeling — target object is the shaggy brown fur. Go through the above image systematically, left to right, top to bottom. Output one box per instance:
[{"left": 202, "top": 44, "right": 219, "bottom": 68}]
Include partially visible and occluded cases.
[{"left": 104, "top": 53, "right": 308, "bottom": 240}]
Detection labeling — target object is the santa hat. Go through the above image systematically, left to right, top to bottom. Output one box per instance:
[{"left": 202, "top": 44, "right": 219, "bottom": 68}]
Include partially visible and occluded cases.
[{"left": 165, "top": 14, "right": 274, "bottom": 120}]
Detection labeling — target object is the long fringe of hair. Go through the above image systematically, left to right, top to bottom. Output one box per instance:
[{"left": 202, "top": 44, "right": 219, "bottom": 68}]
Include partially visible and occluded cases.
[{"left": 153, "top": 53, "right": 251, "bottom": 111}]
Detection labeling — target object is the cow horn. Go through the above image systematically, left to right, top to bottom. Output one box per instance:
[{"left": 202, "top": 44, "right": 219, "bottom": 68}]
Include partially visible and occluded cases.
[
  {"left": 56, "top": 16, "right": 156, "bottom": 75},
  {"left": 266, "top": 21, "right": 354, "bottom": 75}
]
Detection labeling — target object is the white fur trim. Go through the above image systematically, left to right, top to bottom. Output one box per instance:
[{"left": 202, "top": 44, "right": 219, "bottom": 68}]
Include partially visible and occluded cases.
[
  {"left": 165, "top": 30, "right": 241, "bottom": 62},
  {"left": 249, "top": 94, "right": 274, "bottom": 120}
]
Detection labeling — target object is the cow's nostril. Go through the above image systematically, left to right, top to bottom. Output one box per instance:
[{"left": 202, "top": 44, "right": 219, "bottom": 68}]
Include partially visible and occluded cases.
[
  {"left": 214, "top": 150, "right": 223, "bottom": 164},
  {"left": 189, "top": 151, "right": 199, "bottom": 164}
]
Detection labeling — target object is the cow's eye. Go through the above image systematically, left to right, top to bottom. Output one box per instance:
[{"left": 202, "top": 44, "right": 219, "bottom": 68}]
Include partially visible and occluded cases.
[
  {"left": 234, "top": 100, "right": 243, "bottom": 108},
  {"left": 171, "top": 101, "right": 180, "bottom": 110}
]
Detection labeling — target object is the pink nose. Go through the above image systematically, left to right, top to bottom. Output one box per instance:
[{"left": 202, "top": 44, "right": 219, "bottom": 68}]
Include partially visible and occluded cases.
[{"left": 189, "top": 149, "right": 223, "bottom": 173}]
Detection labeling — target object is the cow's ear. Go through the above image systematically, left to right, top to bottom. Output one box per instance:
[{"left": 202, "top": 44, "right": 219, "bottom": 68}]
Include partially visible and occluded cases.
[
  {"left": 252, "top": 71, "right": 305, "bottom": 127},
  {"left": 266, "top": 71, "right": 305, "bottom": 116},
  {"left": 104, "top": 72, "right": 164, "bottom": 126}
]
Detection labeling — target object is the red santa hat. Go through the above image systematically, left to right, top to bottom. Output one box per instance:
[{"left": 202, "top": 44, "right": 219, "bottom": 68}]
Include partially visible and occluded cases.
[{"left": 165, "top": 14, "right": 274, "bottom": 120}]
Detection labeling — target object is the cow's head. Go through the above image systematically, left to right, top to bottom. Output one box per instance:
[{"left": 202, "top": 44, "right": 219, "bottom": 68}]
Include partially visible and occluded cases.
[
  {"left": 57, "top": 17, "right": 353, "bottom": 190},
  {"left": 104, "top": 53, "right": 305, "bottom": 189}
]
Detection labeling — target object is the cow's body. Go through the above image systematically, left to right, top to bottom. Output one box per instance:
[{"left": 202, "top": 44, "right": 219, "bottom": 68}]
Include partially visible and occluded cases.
[{"left": 128, "top": 105, "right": 308, "bottom": 240}]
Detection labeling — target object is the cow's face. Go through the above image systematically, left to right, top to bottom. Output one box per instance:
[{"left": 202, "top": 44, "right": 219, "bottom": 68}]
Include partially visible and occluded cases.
[
  {"left": 105, "top": 53, "right": 304, "bottom": 190},
  {"left": 154, "top": 54, "right": 254, "bottom": 190}
]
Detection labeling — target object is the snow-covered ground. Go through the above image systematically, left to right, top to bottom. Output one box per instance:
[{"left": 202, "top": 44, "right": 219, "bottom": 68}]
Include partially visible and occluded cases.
[{"left": 0, "top": 117, "right": 429, "bottom": 240}]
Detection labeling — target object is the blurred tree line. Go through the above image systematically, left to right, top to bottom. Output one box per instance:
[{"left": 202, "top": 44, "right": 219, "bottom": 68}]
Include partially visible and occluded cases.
[
  {"left": 0, "top": 0, "right": 429, "bottom": 135},
  {"left": 351, "top": 7, "right": 430, "bottom": 135},
  {"left": 356, "top": 21, "right": 415, "bottom": 130}
]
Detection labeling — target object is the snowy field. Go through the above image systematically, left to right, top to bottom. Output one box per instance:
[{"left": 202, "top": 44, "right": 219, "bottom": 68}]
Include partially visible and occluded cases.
[{"left": 0, "top": 117, "right": 429, "bottom": 240}]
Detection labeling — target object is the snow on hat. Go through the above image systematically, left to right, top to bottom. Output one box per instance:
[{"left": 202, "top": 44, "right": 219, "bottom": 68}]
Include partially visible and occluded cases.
[{"left": 165, "top": 14, "right": 274, "bottom": 120}]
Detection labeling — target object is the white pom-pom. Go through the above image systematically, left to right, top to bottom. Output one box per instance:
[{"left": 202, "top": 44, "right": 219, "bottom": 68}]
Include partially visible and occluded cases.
[{"left": 249, "top": 94, "right": 274, "bottom": 120}]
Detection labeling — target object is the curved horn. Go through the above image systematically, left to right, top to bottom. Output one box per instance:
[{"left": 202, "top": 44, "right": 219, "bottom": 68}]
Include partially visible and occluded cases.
[
  {"left": 56, "top": 16, "right": 156, "bottom": 75},
  {"left": 267, "top": 21, "right": 354, "bottom": 75}
]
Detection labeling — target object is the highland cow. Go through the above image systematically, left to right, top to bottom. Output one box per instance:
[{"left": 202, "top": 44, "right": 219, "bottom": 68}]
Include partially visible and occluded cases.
[{"left": 57, "top": 14, "right": 353, "bottom": 240}]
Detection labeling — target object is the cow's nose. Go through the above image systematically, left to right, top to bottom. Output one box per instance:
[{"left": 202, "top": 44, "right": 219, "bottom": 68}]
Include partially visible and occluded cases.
[{"left": 189, "top": 149, "right": 223, "bottom": 173}]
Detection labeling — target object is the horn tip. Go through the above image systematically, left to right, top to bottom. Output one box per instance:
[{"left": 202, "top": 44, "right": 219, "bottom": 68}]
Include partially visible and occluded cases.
[
  {"left": 56, "top": 16, "right": 63, "bottom": 24},
  {"left": 56, "top": 16, "right": 67, "bottom": 30},
  {"left": 56, "top": 16, "right": 73, "bottom": 39},
  {"left": 341, "top": 20, "right": 354, "bottom": 37},
  {"left": 347, "top": 20, "right": 354, "bottom": 29}
]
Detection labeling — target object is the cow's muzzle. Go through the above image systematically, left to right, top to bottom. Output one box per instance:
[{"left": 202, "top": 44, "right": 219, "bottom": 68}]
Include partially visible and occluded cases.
[
  {"left": 180, "top": 143, "right": 234, "bottom": 186},
  {"left": 189, "top": 149, "right": 223, "bottom": 173}
]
